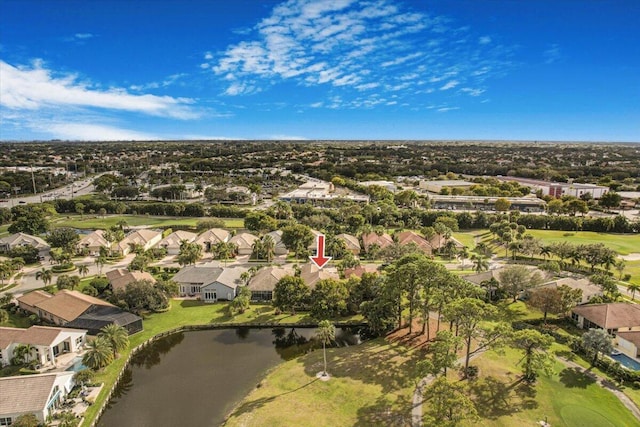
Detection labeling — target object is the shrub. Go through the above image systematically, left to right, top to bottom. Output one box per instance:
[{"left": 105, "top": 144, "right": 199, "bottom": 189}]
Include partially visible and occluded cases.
[{"left": 51, "top": 263, "right": 76, "bottom": 273}]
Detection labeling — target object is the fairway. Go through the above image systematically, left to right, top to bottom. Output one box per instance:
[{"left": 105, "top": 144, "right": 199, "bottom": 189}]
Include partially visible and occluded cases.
[
  {"left": 51, "top": 214, "right": 245, "bottom": 229},
  {"left": 525, "top": 230, "right": 640, "bottom": 255},
  {"left": 560, "top": 405, "right": 616, "bottom": 427}
]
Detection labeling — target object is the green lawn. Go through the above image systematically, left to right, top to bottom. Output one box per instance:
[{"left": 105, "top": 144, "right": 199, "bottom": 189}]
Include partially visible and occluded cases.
[
  {"left": 51, "top": 214, "right": 244, "bottom": 229},
  {"left": 0, "top": 224, "right": 9, "bottom": 237},
  {"left": 524, "top": 230, "right": 640, "bottom": 256},
  {"left": 80, "top": 300, "right": 362, "bottom": 426},
  {"left": 0, "top": 311, "right": 33, "bottom": 328},
  {"left": 224, "top": 338, "right": 420, "bottom": 427},
  {"left": 463, "top": 348, "right": 640, "bottom": 427}
]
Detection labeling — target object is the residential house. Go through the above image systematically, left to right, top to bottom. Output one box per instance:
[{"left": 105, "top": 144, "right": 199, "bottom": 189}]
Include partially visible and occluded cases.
[
  {"left": 195, "top": 228, "right": 230, "bottom": 253},
  {"left": 112, "top": 229, "right": 162, "bottom": 256},
  {"left": 76, "top": 230, "right": 110, "bottom": 256},
  {"left": 156, "top": 230, "right": 197, "bottom": 255},
  {"left": 265, "top": 230, "right": 289, "bottom": 256},
  {"left": 395, "top": 230, "right": 432, "bottom": 255},
  {"left": 0, "top": 232, "right": 50, "bottom": 257},
  {"left": 229, "top": 232, "right": 259, "bottom": 256},
  {"left": 361, "top": 232, "right": 393, "bottom": 254},
  {"left": 336, "top": 233, "right": 360, "bottom": 255},
  {"left": 426, "top": 234, "right": 465, "bottom": 252},
  {"left": 299, "top": 263, "right": 339, "bottom": 289},
  {"left": 343, "top": 264, "right": 380, "bottom": 279},
  {"left": 173, "top": 265, "right": 222, "bottom": 297},
  {"left": 247, "top": 266, "right": 295, "bottom": 301},
  {"left": 201, "top": 267, "right": 248, "bottom": 302},
  {"left": 105, "top": 268, "right": 156, "bottom": 293},
  {"left": 534, "top": 277, "right": 602, "bottom": 305},
  {"left": 17, "top": 290, "right": 142, "bottom": 335},
  {"left": 571, "top": 303, "right": 640, "bottom": 335},
  {"left": 65, "top": 305, "right": 143, "bottom": 335},
  {"left": 0, "top": 325, "right": 87, "bottom": 368},
  {"left": 616, "top": 331, "right": 640, "bottom": 358},
  {"left": 0, "top": 372, "right": 76, "bottom": 424}
]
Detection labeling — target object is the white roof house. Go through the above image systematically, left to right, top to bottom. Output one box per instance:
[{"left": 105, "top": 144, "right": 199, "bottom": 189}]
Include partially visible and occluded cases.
[
  {"left": 156, "top": 230, "right": 197, "bottom": 255},
  {"left": 0, "top": 372, "right": 75, "bottom": 424}
]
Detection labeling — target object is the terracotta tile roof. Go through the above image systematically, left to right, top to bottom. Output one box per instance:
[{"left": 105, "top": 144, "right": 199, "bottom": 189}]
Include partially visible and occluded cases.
[
  {"left": 195, "top": 228, "right": 230, "bottom": 246},
  {"left": 77, "top": 230, "right": 109, "bottom": 249},
  {"left": 157, "top": 230, "right": 197, "bottom": 248},
  {"left": 395, "top": 231, "right": 432, "bottom": 253},
  {"left": 229, "top": 232, "right": 259, "bottom": 249},
  {"left": 361, "top": 232, "right": 393, "bottom": 252},
  {"left": 337, "top": 233, "right": 360, "bottom": 251},
  {"left": 299, "top": 263, "right": 339, "bottom": 289},
  {"left": 344, "top": 264, "right": 380, "bottom": 279},
  {"left": 107, "top": 269, "right": 156, "bottom": 293},
  {"left": 17, "top": 290, "right": 53, "bottom": 308},
  {"left": 34, "top": 290, "right": 113, "bottom": 322},
  {"left": 573, "top": 303, "right": 640, "bottom": 329}
]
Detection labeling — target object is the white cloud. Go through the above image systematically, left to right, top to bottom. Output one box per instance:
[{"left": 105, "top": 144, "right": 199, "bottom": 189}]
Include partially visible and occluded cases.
[
  {"left": 210, "top": 0, "right": 513, "bottom": 108},
  {"left": 74, "top": 33, "right": 94, "bottom": 39},
  {"left": 544, "top": 43, "right": 561, "bottom": 64},
  {"left": 0, "top": 60, "right": 198, "bottom": 119},
  {"left": 440, "top": 80, "right": 459, "bottom": 90},
  {"left": 437, "top": 106, "right": 459, "bottom": 112},
  {"left": 267, "top": 134, "right": 308, "bottom": 140}
]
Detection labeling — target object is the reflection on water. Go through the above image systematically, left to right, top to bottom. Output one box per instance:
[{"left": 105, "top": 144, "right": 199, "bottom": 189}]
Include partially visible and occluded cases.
[{"left": 98, "top": 327, "right": 363, "bottom": 427}]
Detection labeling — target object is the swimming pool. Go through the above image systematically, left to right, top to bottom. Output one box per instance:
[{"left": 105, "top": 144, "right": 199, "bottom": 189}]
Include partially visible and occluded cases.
[
  {"left": 610, "top": 353, "right": 640, "bottom": 371},
  {"left": 65, "top": 356, "right": 87, "bottom": 372}
]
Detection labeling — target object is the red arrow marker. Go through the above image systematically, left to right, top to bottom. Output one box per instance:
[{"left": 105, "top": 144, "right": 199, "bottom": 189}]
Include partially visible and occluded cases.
[{"left": 310, "top": 234, "right": 332, "bottom": 269}]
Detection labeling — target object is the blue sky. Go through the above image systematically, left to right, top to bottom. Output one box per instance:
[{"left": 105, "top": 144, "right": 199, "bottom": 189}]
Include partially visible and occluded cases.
[{"left": 1, "top": 0, "right": 638, "bottom": 142}]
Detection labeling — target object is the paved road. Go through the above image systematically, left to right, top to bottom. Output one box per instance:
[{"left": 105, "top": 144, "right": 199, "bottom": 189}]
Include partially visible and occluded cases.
[{"left": 0, "top": 174, "right": 103, "bottom": 208}]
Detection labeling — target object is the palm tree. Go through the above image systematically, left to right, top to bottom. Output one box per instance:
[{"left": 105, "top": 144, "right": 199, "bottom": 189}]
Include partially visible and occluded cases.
[
  {"left": 262, "top": 235, "right": 276, "bottom": 263},
  {"left": 251, "top": 239, "right": 264, "bottom": 260},
  {"left": 539, "top": 245, "right": 551, "bottom": 261},
  {"left": 458, "top": 247, "right": 469, "bottom": 269},
  {"left": 471, "top": 254, "right": 489, "bottom": 272},
  {"left": 95, "top": 255, "right": 107, "bottom": 275},
  {"left": 616, "top": 260, "right": 627, "bottom": 280},
  {"left": 77, "top": 264, "right": 89, "bottom": 277},
  {"left": 35, "top": 268, "right": 53, "bottom": 287},
  {"left": 628, "top": 283, "right": 640, "bottom": 301},
  {"left": 0, "top": 309, "right": 9, "bottom": 324},
  {"left": 316, "top": 320, "right": 335, "bottom": 378},
  {"left": 98, "top": 324, "right": 129, "bottom": 358},
  {"left": 82, "top": 337, "right": 114, "bottom": 370},
  {"left": 11, "top": 344, "right": 33, "bottom": 366}
]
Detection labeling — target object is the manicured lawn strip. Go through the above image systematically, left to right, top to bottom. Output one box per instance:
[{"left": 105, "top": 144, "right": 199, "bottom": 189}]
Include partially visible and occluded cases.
[
  {"left": 52, "top": 214, "right": 244, "bottom": 230},
  {"left": 0, "top": 224, "right": 9, "bottom": 237},
  {"left": 454, "top": 229, "right": 487, "bottom": 248},
  {"left": 622, "top": 260, "right": 640, "bottom": 286},
  {"left": 80, "top": 300, "right": 362, "bottom": 426},
  {"left": 0, "top": 311, "right": 33, "bottom": 328},
  {"left": 224, "top": 338, "right": 419, "bottom": 427},
  {"left": 459, "top": 348, "right": 639, "bottom": 427}
]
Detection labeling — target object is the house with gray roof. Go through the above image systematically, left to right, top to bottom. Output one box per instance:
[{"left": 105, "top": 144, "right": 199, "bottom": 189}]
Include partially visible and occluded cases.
[
  {"left": 0, "top": 232, "right": 50, "bottom": 257},
  {"left": 172, "top": 264, "right": 248, "bottom": 302},
  {"left": 172, "top": 265, "right": 223, "bottom": 297},
  {"left": 247, "top": 265, "right": 295, "bottom": 301},
  {"left": 201, "top": 267, "right": 249, "bottom": 302},
  {"left": 0, "top": 372, "right": 75, "bottom": 424}
]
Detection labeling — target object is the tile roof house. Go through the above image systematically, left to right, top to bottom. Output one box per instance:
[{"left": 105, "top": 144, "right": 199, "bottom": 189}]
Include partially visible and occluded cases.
[
  {"left": 195, "top": 228, "right": 230, "bottom": 252},
  {"left": 112, "top": 229, "right": 162, "bottom": 255},
  {"left": 76, "top": 230, "right": 110, "bottom": 256},
  {"left": 156, "top": 230, "right": 197, "bottom": 255},
  {"left": 265, "top": 230, "right": 289, "bottom": 255},
  {"left": 395, "top": 230, "right": 432, "bottom": 255},
  {"left": 0, "top": 232, "right": 50, "bottom": 256},
  {"left": 229, "top": 232, "right": 259, "bottom": 256},
  {"left": 361, "top": 232, "right": 394, "bottom": 254},
  {"left": 336, "top": 233, "right": 361, "bottom": 255},
  {"left": 426, "top": 234, "right": 465, "bottom": 252},
  {"left": 299, "top": 263, "right": 340, "bottom": 289},
  {"left": 343, "top": 264, "right": 380, "bottom": 279},
  {"left": 173, "top": 265, "right": 223, "bottom": 297},
  {"left": 247, "top": 265, "right": 295, "bottom": 301},
  {"left": 201, "top": 267, "right": 249, "bottom": 302},
  {"left": 105, "top": 268, "right": 157, "bottom": 293},
  {"left": 535, "top": 277, "right": 603, "bottom": 305},
  {"left": 17, "top": 290, "right": 142, "bottom": 335},
  {"left": 571, "top": 303, "right": 640, "bottom": 334},
  {"left": 0, "top": 325, "right": 87, "bottom": 368},
  {"left": 616, "top": 331, "right": 640, "bottom": 358},
  {"left": 0, "top": 372, "right": 76, "bottom": 424}
]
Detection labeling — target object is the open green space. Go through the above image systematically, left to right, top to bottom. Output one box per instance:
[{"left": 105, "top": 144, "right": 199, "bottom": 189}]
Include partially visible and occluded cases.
[
  {"left": 51, "top": 214, "right": 244, "bottom": 230},
  {"left": 522, "top": 230, "right": 640, "bottom": 256},
  {"left": 224, "top": 338, "right": 419, "bottom": 427},
  {"left": 463, "top": 348, "right": 639, "bottom": 427}
]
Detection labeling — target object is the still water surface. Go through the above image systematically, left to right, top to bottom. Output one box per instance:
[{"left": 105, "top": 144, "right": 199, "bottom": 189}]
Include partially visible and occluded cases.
[{"left": 98, "top": 327, "right": 359, "bottom": 427}]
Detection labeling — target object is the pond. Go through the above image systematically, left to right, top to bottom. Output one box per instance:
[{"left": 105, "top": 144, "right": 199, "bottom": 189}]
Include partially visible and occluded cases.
[{"left": 97, "top": 327, "right": 362, "bottom": 427}]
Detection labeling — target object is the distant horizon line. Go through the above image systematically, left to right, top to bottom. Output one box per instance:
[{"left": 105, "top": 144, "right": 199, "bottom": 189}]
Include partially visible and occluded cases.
[{"left": 1, "top": 139, "right": 638, "bottom": 145}]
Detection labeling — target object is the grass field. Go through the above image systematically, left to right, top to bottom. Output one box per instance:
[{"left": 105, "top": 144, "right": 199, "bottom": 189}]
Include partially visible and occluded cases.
[
  {"left": 51, "top": 214, "right": 245, "bottom": 229},
  {"left": 519, "top": 230, "right": 640, "bottom": 256},
  {"left": 224, "top": 338, "right": 420, "bottom": 426},
  {"left": 463, "top": 348, "right": 639, "bottom": 427}
]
